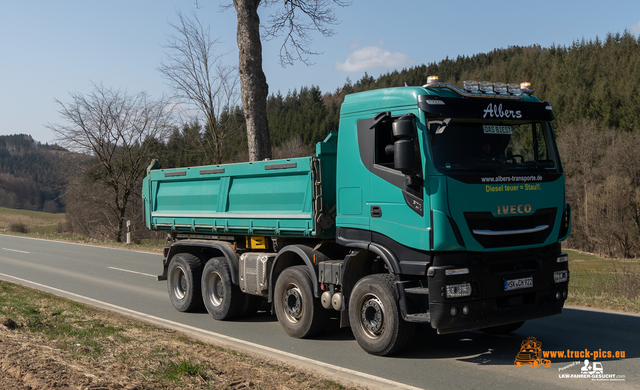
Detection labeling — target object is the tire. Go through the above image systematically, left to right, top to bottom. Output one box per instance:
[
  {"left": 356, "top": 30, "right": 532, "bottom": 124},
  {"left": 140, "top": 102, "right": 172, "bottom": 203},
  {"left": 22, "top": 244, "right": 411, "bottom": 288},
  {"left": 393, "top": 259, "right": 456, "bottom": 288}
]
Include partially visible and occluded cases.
[
  {"left": 167, "top": 253, "right": 204, "bottom": 312},
  {"left": 201, "top": 257, "right": 244, "bottom": 320},
  {"left": 274, "top": 265, "right": 329, "bottom": 338},
  {"left": 349, "top": 274, "right": 415, "bottom": 356},
  {"left": 480, "top": 321, "right": 525, "bottom": 335}
]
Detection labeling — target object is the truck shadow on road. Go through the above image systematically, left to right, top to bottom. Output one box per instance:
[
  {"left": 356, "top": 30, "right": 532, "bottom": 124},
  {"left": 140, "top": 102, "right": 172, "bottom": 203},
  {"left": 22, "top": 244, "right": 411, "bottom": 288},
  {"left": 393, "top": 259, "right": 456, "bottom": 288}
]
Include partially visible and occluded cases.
[
  {"left": 235, "top": 307, "right": 639, "bottom": 364},
  {"left": 395, "top": 308, "right": 640, "bottom": 363}
]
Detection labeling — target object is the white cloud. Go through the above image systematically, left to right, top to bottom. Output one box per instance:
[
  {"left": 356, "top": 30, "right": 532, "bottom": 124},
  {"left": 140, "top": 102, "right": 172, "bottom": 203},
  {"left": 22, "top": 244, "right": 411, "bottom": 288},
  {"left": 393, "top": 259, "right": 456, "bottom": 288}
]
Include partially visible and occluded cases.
[
  {"left": 632, "top": 21, "right": 640, "bottom": 35},
  {"left": 335, "top": 46, "right": 413, "bottom": 72}
]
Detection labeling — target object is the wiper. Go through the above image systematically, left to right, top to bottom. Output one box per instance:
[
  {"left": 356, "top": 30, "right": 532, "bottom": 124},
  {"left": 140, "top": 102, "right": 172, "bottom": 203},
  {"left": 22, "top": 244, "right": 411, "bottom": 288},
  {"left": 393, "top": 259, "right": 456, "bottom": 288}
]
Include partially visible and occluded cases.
[
  {"left": 536, "top": 160, "right": 556, "bottom": 168},
  {"left": 504, "top": 162, "right": 555, "bottom": 171},
  {"left": 441, "top": 167, "right": 499, "bottom": 174}
]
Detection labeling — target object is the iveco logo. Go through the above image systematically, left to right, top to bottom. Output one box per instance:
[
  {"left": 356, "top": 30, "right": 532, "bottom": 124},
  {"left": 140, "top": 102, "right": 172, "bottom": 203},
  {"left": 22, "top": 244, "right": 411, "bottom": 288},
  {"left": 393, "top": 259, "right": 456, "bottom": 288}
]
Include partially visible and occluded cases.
[{"left": 497, "top": 204, "right": 532, "bottom": 215}]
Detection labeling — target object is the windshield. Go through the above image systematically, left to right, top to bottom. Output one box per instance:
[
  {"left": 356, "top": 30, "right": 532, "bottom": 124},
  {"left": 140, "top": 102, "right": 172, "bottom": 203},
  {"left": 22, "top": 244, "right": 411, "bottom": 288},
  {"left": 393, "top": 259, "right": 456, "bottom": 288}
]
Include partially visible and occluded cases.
[{"left": 430, "top": 121, "right": 560, "bottom": 175}]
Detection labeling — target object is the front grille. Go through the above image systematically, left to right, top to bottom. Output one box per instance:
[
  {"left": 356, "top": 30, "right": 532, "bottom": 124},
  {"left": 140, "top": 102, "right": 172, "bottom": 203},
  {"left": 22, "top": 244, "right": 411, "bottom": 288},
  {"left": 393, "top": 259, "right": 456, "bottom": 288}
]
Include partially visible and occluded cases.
[
  {"left": 464, "top": 208, "right": 556, "bottom": 248},
  {"left": 469, "top": 248, "right": 540, "bottom": 276}
]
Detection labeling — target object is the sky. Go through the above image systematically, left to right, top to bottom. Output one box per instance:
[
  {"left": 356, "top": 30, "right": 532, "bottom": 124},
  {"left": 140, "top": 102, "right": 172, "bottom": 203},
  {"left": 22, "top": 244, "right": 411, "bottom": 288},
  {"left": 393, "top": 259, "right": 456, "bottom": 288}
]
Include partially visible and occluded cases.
[{"left": 2, "top": 0, "right": 640, "bottom": 145}]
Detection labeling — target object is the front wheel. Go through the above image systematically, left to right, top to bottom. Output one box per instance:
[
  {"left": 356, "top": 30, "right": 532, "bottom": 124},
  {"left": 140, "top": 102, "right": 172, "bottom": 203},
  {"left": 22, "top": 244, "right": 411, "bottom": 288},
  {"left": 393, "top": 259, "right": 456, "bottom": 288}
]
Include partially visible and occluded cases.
[
  {"left": 167, "top": 253, "right": 203, "bottom": 312},
  {"left": 274, "top": 265, "right": 329, "bottom": 338},
  {"left": 349, "top": 274, "right": 415, "bottom": 356}
]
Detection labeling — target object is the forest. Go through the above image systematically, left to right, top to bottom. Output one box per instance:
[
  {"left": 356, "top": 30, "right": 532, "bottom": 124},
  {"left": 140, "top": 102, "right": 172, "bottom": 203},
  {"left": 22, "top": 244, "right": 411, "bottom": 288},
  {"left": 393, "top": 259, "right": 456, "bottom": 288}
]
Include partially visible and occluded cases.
[
  {"left": 3, "top": 31, "right": 640, "bottom": 257},
  {"left": 0, "top": 134, "right": 67, "bottom": 213}
]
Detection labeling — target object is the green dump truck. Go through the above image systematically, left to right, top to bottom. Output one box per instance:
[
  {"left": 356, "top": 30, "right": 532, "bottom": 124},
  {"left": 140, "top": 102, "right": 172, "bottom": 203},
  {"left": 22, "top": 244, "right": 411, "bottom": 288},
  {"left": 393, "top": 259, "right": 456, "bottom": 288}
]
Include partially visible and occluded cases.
[{"left": 143, "top": 77, "right": 571, "bottom": 355}]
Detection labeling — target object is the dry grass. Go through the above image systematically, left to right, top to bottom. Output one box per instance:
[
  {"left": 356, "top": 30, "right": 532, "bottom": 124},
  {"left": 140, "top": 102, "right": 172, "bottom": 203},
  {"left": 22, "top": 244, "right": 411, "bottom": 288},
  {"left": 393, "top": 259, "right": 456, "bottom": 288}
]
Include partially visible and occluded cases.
[
  {"left": 0, "top": 206, "right": 65, "bottom": 233},
  {"left": 0, "top": 280, "right": 355, "bottom": 390}
]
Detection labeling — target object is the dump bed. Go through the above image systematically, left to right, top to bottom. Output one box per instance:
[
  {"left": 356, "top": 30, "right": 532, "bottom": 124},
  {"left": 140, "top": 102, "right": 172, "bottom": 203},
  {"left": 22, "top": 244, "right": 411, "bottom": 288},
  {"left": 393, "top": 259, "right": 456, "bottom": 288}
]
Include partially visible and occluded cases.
[{"left": 142, "top": 134, "right": 337, "bottom": 239}]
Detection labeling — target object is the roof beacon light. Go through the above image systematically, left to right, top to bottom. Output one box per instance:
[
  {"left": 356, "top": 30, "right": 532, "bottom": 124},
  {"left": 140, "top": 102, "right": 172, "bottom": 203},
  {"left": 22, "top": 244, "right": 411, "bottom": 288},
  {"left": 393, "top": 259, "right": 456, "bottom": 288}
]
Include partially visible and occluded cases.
[
  {"left": 426, "top": 75, "right": 439, "bottom": 85},
  {"left": 463, "top": 80, "right": 479, "bottom": 92},
  {"left": 479, "top": 81, "right": 493, "bottom": 93},
  {"left": 493, "top": 82, "right": 507, "bottom": 94},
  {"left": 520, "top": 82, "right": 533, "bottom": 93},
  {"left": 507, "top": 83, "right": 521, "bottom": 95}
]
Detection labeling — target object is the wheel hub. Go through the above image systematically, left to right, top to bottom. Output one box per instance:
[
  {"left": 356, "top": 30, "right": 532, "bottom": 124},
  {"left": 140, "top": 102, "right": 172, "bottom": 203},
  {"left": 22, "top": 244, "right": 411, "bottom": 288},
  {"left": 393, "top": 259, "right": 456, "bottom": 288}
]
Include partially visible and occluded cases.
[
  {"left": 171, "top": 266, "right": 187, "bottom": 300},
  {"left": 207, "top": 272, "right": 224, "bottom": 306},
  {"left": 180, "top": 275, "right": 187, "bottom": 293},
  {"left": 284, "top": 285, "right": 303, "bottom": 322},
  {"left": 360, "top": 296, "right": 384, "bottom": 336}
]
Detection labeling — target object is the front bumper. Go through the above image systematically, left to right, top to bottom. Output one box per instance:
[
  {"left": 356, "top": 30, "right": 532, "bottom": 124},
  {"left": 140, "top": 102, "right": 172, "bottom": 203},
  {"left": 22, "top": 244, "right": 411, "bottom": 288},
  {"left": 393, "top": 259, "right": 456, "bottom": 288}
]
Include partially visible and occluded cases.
[{"left": 426, "top": 247, "right": 569, "bottom": 334}]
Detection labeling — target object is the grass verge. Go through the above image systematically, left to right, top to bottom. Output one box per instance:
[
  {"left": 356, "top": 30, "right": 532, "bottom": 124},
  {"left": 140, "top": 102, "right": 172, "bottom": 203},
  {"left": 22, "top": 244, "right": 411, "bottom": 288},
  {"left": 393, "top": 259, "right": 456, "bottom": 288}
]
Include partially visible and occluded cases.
[
  {"left": 0, "top": 206, "right": 165, "bottom": 253},
  {"left": 565, "top": 249, "right": 640, "bottom": 313},
  {"left": 0, "top": 280, "right": 352, "bottom": 390}
]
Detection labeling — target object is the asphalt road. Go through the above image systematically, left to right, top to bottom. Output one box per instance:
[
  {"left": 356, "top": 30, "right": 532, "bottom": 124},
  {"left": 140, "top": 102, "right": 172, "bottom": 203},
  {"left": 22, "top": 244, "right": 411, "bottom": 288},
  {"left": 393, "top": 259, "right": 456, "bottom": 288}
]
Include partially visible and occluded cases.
[{"left": 0, "top": 234, "right": 637, "bottom": 389}]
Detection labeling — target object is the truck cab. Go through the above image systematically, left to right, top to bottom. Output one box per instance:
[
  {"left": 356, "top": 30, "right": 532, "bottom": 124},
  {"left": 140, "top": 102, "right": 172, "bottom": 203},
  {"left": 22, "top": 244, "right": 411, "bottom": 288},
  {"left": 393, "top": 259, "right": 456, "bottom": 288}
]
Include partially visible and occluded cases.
[{"left": 334, "top": 77, "right": 570, "bottom": 336}]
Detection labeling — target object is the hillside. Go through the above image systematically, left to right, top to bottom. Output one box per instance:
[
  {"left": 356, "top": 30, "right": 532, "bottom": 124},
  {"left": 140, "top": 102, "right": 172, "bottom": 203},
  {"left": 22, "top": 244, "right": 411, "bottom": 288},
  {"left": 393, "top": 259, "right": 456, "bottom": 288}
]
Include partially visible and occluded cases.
[{"left": 0, "top": 134, "right": 69, "bottom": 212}]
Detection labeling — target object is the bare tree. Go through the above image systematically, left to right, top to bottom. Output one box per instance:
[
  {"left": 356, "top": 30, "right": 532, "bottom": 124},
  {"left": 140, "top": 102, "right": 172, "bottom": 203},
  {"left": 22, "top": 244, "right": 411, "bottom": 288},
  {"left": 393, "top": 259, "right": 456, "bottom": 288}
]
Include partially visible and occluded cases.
[
  {"left": 231, "top": 0, "right": 350, "bottom": 161},
  {"left": 263, "top": 0, "right": 349, "bottom": 66},
  {"left": 159, "top": 11, "right": 241, "bottom": 164},
  {"left": 48, "top": 83, "right": 174, "bottom": 242},
  {"left": 557, "top": 120, "right": 610, "bottom": 252},
  {"left": 272, "top": 135, "right": 312, "bottom": 159}
]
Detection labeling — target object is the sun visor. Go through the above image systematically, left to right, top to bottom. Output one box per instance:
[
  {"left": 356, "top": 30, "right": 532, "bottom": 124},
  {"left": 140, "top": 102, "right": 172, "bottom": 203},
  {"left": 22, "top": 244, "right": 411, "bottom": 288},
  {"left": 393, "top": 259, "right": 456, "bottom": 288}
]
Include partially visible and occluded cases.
[{"left": 418, "top": 95, "right": 554, "bottom": 122}]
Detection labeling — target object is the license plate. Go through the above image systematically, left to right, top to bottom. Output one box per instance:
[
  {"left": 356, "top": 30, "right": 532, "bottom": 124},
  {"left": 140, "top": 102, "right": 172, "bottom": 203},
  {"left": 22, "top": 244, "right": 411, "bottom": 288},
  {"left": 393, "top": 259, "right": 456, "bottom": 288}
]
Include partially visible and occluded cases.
[
  {"left": 483, "top": 125, "right": 513, "bottom": 134},
  {"left": 504, "top": 277, "right": 533, "bottom": 291}
]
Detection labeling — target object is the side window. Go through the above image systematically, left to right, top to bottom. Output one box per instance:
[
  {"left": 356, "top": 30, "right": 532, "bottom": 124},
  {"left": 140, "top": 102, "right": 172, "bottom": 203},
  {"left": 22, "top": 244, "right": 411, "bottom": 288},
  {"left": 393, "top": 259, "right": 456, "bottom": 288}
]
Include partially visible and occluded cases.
[
  {"left": 356, "top": 113, "right": 425, "bottom": 206},
  {"left": 373, "top": 114, "right": 422, "bottom": 175},
  {"left": 374, "top": 119, "right": 395, "bottom": 168},
  {"left": 534, "top": 125, "right": 548, "bottom": 160}
]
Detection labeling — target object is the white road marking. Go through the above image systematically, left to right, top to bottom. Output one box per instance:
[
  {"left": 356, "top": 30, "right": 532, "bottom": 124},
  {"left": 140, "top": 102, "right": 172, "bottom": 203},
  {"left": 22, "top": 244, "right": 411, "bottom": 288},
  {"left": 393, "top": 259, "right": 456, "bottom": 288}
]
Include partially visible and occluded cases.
[
  {"left": 0, "top": 233, "right": 160, "bottom": 256},
  {"left": 2, "top": 248, "right": 30, "bottom": 254},
  {"left": 108, "top": 267, "right": 156, "bottom": 278},
  {"left": 0, "top": 272, "right": 425, "bottom": 390}
]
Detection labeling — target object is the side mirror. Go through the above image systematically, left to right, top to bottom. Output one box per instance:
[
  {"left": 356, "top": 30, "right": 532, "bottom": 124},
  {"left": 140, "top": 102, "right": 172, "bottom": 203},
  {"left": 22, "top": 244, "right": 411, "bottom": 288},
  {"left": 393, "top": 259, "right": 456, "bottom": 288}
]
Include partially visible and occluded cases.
[
  {"left": 392, "top": 116, "right": 415, "bottom": 172},
  {"left": 394, "top": 139, "right": 415, "bottom": 171}
]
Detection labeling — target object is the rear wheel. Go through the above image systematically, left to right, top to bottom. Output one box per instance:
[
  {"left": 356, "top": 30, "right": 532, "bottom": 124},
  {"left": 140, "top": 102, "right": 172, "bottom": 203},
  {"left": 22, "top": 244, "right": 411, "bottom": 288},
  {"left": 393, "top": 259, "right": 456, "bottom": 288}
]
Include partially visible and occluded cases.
[
  {"left": 167, "top": 253, "right": 203, "bottom": 312},
  {"left": 202, "top": 257, "right": 244, "bottom": 320},
  {"left": 274, "top": 265, "right": 329, "bottom": 338},
  {"left": 349, "top": 274, "right": 415, "bottom": 356},
  {"left": 480, "top": 321, "right": 525, "bottom": 335}
]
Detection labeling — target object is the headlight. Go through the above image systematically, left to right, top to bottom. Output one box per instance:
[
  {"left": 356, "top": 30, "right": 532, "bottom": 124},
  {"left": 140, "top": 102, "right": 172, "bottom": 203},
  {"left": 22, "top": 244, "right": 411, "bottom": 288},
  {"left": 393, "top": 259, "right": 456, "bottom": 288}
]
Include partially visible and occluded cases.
[
  {"left": 463, "top": 80, "right": 479, "bottom": 92},
  {"left": 479, "top": 81, "right": 493, "bottom": 93},
  {"left": 493, "top": 82, "right": 507, "bottom": 94},
  {"left": 507, "top": 83, "right": 521, "bottom": 95},
  {"left": 554, "top": 270, "right": 568, "bottom": 283},
  {"left": 445, "top": 283, "right": 472, "bottom": 298}
]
